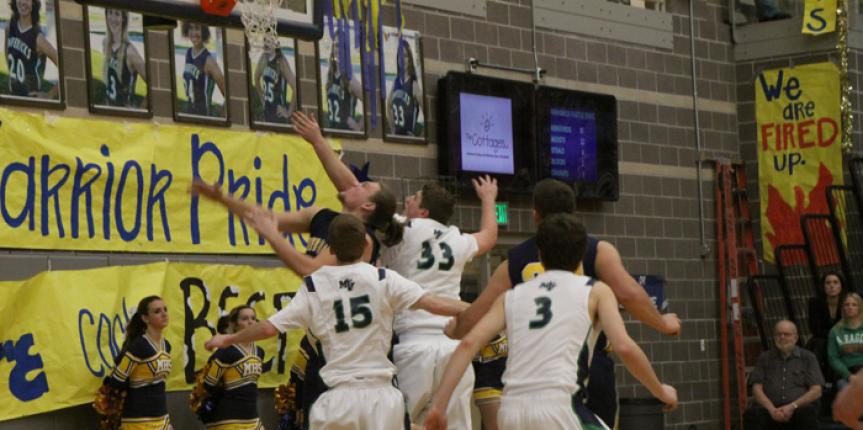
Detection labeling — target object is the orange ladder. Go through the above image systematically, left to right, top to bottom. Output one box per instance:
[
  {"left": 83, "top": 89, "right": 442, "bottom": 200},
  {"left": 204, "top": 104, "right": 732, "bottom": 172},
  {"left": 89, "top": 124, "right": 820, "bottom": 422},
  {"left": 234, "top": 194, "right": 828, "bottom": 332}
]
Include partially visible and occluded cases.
[{"left": 716, "top": 161, "right": 757, "bottom": 430}]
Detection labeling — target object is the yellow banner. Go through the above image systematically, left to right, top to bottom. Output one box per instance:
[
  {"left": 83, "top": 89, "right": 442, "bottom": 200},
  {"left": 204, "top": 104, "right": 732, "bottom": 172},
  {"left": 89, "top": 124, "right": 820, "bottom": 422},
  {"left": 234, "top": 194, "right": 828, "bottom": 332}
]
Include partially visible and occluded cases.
[
  {"left": 802, "top": 0, "right": 837, "bottom": 35},
  {"left": 755, "top": 62, "right": 843, "bottom": 263},
  {"left": 0, "top": 108, "right": 340, "bottom": 253},
  {"left": 0, "top": 262, "right": 304, "bottom": 421}
]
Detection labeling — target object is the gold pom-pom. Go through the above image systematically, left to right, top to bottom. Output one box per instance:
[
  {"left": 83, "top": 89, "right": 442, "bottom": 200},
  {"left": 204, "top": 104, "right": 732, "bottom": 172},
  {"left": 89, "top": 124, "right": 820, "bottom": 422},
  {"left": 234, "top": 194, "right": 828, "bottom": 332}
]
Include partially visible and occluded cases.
[
  {"left": 189, "top": 364, "right": 214, "bottom": 413},
  {"left": 93, "top": 379, "right": 125, "bottom": 430},
  {"left": 274, "top": 383, "right": 297, "bottom": 415}
]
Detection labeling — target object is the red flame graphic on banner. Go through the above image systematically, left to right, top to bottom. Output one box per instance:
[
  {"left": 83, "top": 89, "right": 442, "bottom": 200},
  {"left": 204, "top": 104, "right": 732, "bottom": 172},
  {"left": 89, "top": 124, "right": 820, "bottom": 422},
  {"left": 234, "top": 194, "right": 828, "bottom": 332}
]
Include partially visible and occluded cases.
[{"left": 765, "top": 163, "right": 836, "bottom": 265}]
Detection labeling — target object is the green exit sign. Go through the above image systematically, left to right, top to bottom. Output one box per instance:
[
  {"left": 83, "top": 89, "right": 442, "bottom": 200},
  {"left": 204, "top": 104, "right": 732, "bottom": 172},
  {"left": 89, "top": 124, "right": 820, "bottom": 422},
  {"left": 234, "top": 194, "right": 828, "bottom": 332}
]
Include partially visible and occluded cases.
[{"left": 495, "top": 203, "right": 508, "bottom": 225}]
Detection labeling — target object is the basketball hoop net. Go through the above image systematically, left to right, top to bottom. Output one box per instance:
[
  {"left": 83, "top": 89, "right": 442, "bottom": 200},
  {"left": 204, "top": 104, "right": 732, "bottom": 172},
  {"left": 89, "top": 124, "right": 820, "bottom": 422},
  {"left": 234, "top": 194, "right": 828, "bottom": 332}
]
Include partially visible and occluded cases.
[{"left": 238, "top": 0, "right": 280, "bottom": 53}]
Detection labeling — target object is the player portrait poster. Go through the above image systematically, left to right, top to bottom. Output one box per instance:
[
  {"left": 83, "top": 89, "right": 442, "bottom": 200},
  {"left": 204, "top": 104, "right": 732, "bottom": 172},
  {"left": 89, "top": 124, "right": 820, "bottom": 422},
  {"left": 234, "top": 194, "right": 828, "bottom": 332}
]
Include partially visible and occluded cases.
[
  {"left": 0, "top": 0, "right": 62, "bottom": 107},
  {"left": 84, "top": 6, "right": 150, "bottom": 116},
  {"left": 171, "top": 21, "right": 228, "bottom": 124},
  {"left": 315, "top": 21, "right": 366, "bottom": 137},
  {"left": 380, "top": 27, "right": 426, "bottom": 143},
  {"left": 247, "top": 36, "right": 299, "bottom": 132}
]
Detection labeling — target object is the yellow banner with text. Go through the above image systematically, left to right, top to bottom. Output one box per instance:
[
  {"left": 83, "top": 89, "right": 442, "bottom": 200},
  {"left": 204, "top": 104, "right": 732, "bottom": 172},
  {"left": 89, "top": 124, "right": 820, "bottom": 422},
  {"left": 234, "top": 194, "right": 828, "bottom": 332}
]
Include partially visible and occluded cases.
[
  {"left": 755, "top": 62, "right": 843, "bottom": 263},
  {"left": 0, "top": 108, "right": 339, "bottom": 253},
  {"left": 0, "top": 262, "right": 304, "bottom": 421}
]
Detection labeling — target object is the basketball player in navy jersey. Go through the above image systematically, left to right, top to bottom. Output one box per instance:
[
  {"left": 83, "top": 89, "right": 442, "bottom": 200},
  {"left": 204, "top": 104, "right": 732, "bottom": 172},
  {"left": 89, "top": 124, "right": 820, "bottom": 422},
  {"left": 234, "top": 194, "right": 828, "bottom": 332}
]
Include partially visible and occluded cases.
[
  {"left": 5, "top": 0, "right": 59, "bottom": 98},
  {"left": 101, "top": 8, "right": 146, "bottom": 108},
  {"left": 181, "top": 21, "right": 226, "bottom": 116},
  {"left": 324, "top": 37, "right": 362, "bottom": 131},
  {"left": 253, "top": 39, "right": 296, "bottom": 123},
  {"left": 385, "top": 39, "right": 421, "bottom": 137},
  {"left": 450, "top": 178, "right": 681, "bottom": 429}
]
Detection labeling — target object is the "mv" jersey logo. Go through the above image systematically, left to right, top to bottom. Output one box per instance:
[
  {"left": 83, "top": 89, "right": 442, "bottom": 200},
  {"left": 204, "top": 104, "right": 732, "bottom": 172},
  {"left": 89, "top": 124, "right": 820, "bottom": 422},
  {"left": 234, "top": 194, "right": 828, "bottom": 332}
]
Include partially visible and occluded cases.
[{"left": 339, "top": 278, "right": 356, "bottom": 291}]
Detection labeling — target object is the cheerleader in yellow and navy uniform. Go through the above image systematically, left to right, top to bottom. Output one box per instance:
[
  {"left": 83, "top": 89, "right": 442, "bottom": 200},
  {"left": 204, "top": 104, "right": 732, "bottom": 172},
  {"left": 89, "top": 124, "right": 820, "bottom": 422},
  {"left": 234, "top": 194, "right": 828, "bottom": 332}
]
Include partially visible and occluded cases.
[
  {"left": 104, "top": 295, "right": 173, "bottom": 430},
  {"left": 193, "top": 305, "right": 265, "bottom": 430}
]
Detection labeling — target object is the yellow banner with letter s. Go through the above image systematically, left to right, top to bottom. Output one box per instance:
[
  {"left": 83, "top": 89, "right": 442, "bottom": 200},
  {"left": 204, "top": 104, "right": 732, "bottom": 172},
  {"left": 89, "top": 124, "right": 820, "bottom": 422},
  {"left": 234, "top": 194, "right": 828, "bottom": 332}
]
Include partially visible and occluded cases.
[
  {"left": 802, "top": 0, "right": 837, "bottom": 35},
  {"left": 755, "top": 62, "right": 843, "bottom": 263},
  {"left": 0, "top": 108, "right": 339, "bottom": 253},
  {"left": 0, "top": 262, "right": 304, "bottom": 421}
]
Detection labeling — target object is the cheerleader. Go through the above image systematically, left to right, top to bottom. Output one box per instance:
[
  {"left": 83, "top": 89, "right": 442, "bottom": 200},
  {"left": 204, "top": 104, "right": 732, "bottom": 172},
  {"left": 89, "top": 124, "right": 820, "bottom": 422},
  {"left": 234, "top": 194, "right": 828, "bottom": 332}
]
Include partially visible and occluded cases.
[
  {"left": 96, "top": 295, "right": 173, "bottom": 430},
  {"left": 191, "top": 305, "right": 265, "bottom": 430}
]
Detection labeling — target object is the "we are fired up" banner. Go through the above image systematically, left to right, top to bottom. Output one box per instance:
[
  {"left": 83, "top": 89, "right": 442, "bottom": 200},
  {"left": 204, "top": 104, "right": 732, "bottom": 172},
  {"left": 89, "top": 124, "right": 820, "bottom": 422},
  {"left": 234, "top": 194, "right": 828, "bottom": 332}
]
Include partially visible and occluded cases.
[{"left": 755, "top": 62, "right": 844, "bottom": 263}]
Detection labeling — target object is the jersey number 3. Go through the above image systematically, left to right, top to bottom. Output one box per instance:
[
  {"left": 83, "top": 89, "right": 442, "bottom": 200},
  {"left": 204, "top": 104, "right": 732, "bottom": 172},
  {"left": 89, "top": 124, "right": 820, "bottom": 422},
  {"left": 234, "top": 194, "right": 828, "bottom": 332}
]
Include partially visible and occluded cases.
[
  {"left": 333, "top": 295, "right": 373, "bottom": 333},
  {"left": 528, "top": 297, "right": 552, "bottom": 329}
]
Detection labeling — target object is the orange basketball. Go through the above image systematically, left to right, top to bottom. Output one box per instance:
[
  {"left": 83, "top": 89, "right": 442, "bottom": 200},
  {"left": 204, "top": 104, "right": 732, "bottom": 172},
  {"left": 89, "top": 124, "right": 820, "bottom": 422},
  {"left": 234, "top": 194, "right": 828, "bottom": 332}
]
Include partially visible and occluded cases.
[{"left": 200, "top": 0, "right": 238, "bottom": 16}]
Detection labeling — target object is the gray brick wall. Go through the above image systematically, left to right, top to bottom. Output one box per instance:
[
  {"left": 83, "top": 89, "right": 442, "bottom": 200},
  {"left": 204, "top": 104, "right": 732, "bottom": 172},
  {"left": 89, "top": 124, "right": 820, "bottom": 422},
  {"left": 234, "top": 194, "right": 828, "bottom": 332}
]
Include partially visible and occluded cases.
[{"left": 0, "top": 0, "right": 767, "bottom": 428}]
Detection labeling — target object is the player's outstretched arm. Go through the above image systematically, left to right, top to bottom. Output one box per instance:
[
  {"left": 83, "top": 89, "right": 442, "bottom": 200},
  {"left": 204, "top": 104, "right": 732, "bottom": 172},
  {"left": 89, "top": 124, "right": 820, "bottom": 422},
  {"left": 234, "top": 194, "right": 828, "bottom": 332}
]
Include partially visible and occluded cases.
[
  {"left": 292, "top": 111, "right": 359, "bottom": 192},
  {"left": 471, "top": 175, "right": 499, "bottom": 257},
  {"left": 190, "top": 179, "right": 318, "bottom": 233},
  {"left": 244, "top": 207, "right": 337, "bottom": 276},
  {"left": 595, "top": 241, "right": 680, "bottom": 336},
  {"left": 449, "top": 261, "right": 511, "bottom": 339},
  {"left": 592, "top": 281, "right": 678, "bottom": 411},
  {"left": 411, "top": 294, "right": 469, "bottom": 317},
  {"left": 426, "top": 295, "right": 506, "bottom": 430},
  {"left": 205, "top": 320, "right": 279, "bottom": 351},
  {"left": 834, "top": 370, "right": 863, "bottom": 428}
]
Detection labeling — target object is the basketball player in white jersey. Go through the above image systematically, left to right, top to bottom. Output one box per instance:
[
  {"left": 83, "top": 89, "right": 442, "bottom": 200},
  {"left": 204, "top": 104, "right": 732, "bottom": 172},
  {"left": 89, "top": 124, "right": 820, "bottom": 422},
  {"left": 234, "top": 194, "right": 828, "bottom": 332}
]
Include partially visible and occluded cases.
[
  {"left": 381, "top": 177, "right": 497, "bottom": 428},
  {"left": 206, "top": 214, "right": 467, "bottom": 430},
  {"left": 425, "top": 214, "right": 677, "bottom": 430}
]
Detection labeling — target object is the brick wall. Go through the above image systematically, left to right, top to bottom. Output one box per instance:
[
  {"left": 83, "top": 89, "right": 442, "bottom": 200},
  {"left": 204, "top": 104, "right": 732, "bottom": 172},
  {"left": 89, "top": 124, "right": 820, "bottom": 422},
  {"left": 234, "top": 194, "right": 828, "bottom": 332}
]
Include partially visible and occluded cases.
[{"left": 0, "top": 0, "right": 751, "bottom": 428}]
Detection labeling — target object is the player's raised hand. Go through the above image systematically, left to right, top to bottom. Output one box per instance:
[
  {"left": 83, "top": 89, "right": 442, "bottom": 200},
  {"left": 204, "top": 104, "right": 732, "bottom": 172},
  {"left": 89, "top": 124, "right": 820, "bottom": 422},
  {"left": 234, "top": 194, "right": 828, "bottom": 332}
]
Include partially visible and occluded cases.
[
  {"left": 292, "top": 111, "right": 326, "bottom": 145},
  {"left": 472, "top": 175, "right": 498, "bottom": 202},
  {"left": 189, "top": 179, "right": 223, "bottom": 201},
  {"left": 243, "top": 207, "right": 279, "bottom": 238},
  {"left": 660, "top": 313, "right": 681, "bottom": 337},
  {"left": 204, "top": 334, "right": 229, "bottom": 351},
  {"left": 659, "top": 384, "right": 678, "bottom": 412},
  {"left": 423, "top": 405, "right": 447, "bottom": 430}
]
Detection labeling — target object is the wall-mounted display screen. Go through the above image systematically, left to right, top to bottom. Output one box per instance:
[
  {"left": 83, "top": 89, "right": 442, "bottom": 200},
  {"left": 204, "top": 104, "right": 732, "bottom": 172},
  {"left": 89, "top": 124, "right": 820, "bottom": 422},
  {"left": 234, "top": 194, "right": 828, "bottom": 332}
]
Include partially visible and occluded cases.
[
  {"left": 437, "top": 72, "right": 534, "bottom": 190},
  {"left": 438, "top": 73, "right": 618, "bottom": 200},
  {"left": 536, "top": 86, "right": 618, "bottom": 201},
  {"left": 459, "top": 93, "right": 515, "bottom": 175},
  {"left": 548, "top": 108, "right": 598, "bottom": 182}
]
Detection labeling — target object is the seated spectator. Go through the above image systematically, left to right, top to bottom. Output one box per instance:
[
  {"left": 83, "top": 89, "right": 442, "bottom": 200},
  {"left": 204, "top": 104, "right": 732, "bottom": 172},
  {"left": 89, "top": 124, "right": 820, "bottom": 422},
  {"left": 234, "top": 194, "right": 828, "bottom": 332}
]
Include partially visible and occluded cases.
[
  {"left": 755, "top": 0, "right": 791, "bottom": 21},
  {"left": 808, "top": 272, "right": 847, "bottom": 381},
  {"left": 829, "top": 293, "right": 863, "bottom": 389},
  {"left": 746, "top": 320, "right": 823, "bottom": 429}
]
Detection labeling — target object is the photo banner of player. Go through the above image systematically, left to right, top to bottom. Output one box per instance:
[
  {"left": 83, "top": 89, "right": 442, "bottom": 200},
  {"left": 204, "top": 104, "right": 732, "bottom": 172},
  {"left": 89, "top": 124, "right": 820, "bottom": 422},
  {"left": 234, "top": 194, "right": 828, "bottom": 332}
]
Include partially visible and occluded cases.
[
  {"left": 0, "top": 0, "right": 63, "bottom": 107},
  {"left": 802, "top": 0, "right": 837, "bottom": 35},
  {"left": 85, "top": 6, "right": 151, "bottom": 117},
  {"left": 316, "top": 20, "right": 367, "bottom": 137},
  {"left": 172, "top": 21, "right": 229, "bottom": 124},
  {"left": 380, "top": 26, "right": 426, "bottom": 143},
  {"left": 247, "top": 36, "right": 300, "bottom": 132},
  {"left": 755, "top": 61, "right": 844, "bottom": 263},
  {"left": 0, "top": 107, "right": 340, "bottom": 253},
  {"left": 0, "top": 262, "right": 304, "bottom": 421}
]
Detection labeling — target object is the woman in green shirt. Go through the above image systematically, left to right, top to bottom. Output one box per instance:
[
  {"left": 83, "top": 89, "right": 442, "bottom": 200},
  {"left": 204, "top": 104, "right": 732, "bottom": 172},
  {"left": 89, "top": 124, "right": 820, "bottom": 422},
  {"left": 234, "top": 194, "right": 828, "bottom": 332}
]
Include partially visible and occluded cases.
[{"left": 828, "top": 293, "right": 863, "bottom": 389}]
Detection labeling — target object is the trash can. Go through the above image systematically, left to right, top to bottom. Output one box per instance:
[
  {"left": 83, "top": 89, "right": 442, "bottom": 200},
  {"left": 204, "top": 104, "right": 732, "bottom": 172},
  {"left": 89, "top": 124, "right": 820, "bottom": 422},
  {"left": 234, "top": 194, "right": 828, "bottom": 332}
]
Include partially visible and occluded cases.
[{"left": 618, "top": 398, "right": 664, "bottom": 430}]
